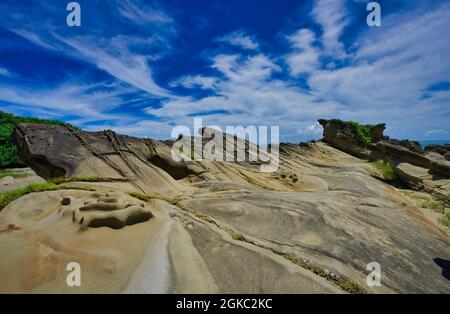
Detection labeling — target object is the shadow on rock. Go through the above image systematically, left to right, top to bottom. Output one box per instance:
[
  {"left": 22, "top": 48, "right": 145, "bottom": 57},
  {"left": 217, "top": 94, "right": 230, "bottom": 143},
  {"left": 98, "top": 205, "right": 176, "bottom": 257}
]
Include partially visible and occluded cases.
[{"left": 434, "top": 258, "right": 450, "bottom": 281}]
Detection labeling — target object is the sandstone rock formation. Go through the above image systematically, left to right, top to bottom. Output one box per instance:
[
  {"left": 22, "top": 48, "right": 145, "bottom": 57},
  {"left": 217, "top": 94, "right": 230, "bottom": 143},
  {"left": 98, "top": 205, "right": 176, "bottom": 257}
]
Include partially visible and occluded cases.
[
  {"left": 319, "top": 119, "right": 450, "bottom": 203},
  {"left": 0, "top": 122, "right": 448, "bottom": 293},
  {"left": 13, "top": 123, "right": 185, "bottom": 195},
  {"left": 425, "top": 144, "right": 450, "bottom": 161},
  {"left": 0, "top": 168, "right": 45, "bottom": 193}
]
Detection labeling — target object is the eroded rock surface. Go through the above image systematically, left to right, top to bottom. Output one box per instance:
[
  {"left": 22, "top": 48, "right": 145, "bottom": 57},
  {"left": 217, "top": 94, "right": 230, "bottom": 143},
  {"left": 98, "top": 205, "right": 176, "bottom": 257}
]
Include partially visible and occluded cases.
[
  {"left": 319, "top": 119, "right": 450, "bottom": 202},
  {"left": 0, "top": 122, "right": 448, "bottom": 293}
]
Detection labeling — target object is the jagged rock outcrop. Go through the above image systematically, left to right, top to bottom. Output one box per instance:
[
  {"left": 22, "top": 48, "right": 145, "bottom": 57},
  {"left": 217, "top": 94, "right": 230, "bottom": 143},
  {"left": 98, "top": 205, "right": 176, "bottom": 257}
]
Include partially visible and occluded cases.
[
  {"left": 318, "top": 119, "right": 383, "bottom": 158},
  {"left": 319, "top": 119, "right": 450, "bottom": 201},
  {"left": 13, "top": 123, "right": 191, "bottom": 195},
  {"left": 387, "top": 139, "right": 423, "bottom": 154},
  {"left": 425, "top": 144, "right": 450, "bottom": 161}
]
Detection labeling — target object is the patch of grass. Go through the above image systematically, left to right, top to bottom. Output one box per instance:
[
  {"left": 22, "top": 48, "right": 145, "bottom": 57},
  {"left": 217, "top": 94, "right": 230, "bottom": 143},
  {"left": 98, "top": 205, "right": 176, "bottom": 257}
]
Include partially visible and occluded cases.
[
  {"left": 370, "top": 160, "right": 396, "bottom": 181},
  {"left": 0, "top": 169, "right": 29, "bottom": 180},
  {"left": 49, "top": 176, "right": 128, "bottom": 184},
  {"left": 0, "top": 182, "right": 94, "bottom": 210},
  {"left": 127, "top": 191, "right": 182, "bottom": 207},
  {"left": 129, "top": 191, "right": 218, "bottom": 225},
  {"left": 400, "top": 191, "right": 447, "bottom": 213},
  {"left": 401, "top": 191, "right": 428, "bottom": 200},
  {"left": 127, "top": 192, "right": 152, "bottom": 202},
  {"left": 434, "top": 194, "right": 447, "bottom": 203},
  {"left": 421, "top": 200, "right": 445, "bottom": 213},
  {"left": 195, "top": 213, "right": 216, "bottom": 224},
  {"left": 439, "top": 213, "right": 450, "bottom": 227},
  {"left": 230, "top": 231, "right": 247, "bottom": 242},
  {"left": 275, "top": 250, "right": 363, "bottom": 294},
  {"left": 279, "top": 252, "right": 297, "bottom": 262}
]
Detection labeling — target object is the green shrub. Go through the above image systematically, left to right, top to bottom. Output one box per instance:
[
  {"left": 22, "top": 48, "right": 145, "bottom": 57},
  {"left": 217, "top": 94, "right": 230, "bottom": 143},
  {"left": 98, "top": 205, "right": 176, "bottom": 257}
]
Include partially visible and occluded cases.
[
  {"left": 0, "top": 111, "right": 78, "bottom": 168},
  {"left": 347, "top": 121, "right": 373, "bottom": 145}
]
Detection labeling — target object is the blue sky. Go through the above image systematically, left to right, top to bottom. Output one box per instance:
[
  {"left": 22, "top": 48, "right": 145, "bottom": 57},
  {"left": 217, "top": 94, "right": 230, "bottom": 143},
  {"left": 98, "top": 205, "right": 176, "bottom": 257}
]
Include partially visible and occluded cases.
[{"left": 0, "top": 0, "right": 449, "bottom": 142}]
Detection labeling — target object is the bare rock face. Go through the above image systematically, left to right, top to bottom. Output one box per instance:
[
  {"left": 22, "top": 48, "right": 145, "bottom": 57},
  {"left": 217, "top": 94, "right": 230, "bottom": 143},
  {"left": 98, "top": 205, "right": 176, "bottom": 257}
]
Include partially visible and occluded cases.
[
  {"left": 13, "top": 123, "right": 186, "bottom": 195},
  {"left": 387, "top": 138, "right": 423, "bottom": 154}
]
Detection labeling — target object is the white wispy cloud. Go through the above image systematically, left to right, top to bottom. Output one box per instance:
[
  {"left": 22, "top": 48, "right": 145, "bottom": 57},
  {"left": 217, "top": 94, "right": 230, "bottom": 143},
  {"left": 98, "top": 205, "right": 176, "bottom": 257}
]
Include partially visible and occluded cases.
[
  {"left": 0, "top": 0, "right": 175, "bottom": 99},
  {"left": 1, "top": 0, "right": 449, "bottom": 142},
  {"left": 116, "top": 0, "right": 174, "bottom": 26},
  {"left": 311, "top": 0, "right": 349, "bottom": 59},
  {"left": 307, "top": 2, "right": 450, "bottom": 135},
  {"left": 285, "top": 29, "right": 320, "bottom": 76},
  {"left": 217, "top": 31, "right": 260, "bottom": 50},
  {"left": 54, "top": 34, "right": 172, "bottom": 97},
  {"left": 146, "top": 53, "right": 338, "bottom": 141},
  {"left": 0, "top": 67, "right": 13, "bottom": 78},
  {"left": 170, "top": 75, "right": 217, "bottom": 90},
  {"left": 0, "top": 80, "right": 134, "bottom": 123},
  {"left": 84, "top": 119, "right": 175, "bottom": 139},
  {"left": 298, "top": 122, "right": 323, "bottom": 136},
  {"left": 425, "top": 129, "right": 450, "bottom": 137}
]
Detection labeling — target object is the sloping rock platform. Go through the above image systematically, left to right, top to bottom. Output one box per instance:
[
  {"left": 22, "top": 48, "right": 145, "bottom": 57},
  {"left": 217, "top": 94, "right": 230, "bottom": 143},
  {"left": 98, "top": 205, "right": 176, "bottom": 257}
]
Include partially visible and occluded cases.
[{"left": 0, "top": 122, "right": 448, "bottom": 293}]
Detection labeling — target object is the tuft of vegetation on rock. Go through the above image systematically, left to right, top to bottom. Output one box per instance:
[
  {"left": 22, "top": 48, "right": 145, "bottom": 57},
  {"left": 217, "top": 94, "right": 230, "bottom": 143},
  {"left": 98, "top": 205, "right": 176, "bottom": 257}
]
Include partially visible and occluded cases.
[
  {"left": 0, "top": 111, "right": 79, "bottom": 168},
  {"left": 346, "top": 121, "right": 373, "bottom": 145},
  {"left": 370, "top": 160, "right": 396, "bottom": 181},
  {"left": 0, "top": 169, "right": 29, "bottom": 180},
  {"left": 49, "top": 176, "right": 129, "bottom": 184},
  {"left": 0, "top": 182, "right": 94, "bottom": 210},
  {"left": 127, "top": 192, "right": 153, "bottom": 202},
  {"left": 421, "top": 199, "right": 445, "bottom": 213},
  {"left": 439, "top": 213, "right": 450, "bottom": 227},
  {"left": 230, "top": 231, "right": 247, "bottom": 242},
  {"left": 275, "top": 251, "right": 363, "bottom": 294}
]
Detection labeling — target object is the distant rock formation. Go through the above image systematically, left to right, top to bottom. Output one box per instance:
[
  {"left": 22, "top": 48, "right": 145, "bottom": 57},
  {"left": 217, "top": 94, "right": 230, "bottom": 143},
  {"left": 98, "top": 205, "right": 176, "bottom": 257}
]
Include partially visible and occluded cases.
[
  {"left": 318, "top": 119, "right": 386, "bottom": 158},
  {"left": 319, "top": 119, "right": 450, "bottom": 201},
  {"left": 424, "top": 144, "right": 450, "bottom": 161}
]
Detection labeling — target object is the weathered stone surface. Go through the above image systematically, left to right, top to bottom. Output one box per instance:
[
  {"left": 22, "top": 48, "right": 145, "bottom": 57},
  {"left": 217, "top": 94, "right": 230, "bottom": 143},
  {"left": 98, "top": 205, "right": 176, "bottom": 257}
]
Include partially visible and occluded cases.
[
  {"left": 319, "top": 119, "right": 450, "bottom": 198},
  {"left": 1, "top": 122, "right": 448, "bottom": 294},
  {"left": 13, "top": 123, "right": 184, "bottom": 195},
  {"left": 375, "top": 141, "right": 450, "bottom": 177},
  {"left": 425, "top": 144, "right": 450, "bottom": 161},
  {"left": 0, "top": 168, "right": 45, "bottom": 193}
]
